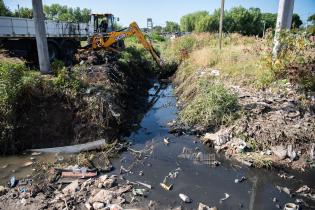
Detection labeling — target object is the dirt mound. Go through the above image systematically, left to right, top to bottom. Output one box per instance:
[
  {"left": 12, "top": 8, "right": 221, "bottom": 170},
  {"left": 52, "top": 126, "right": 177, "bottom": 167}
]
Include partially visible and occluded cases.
[{"left": 1, "top": 52, "right": 154, "bottom": 154}]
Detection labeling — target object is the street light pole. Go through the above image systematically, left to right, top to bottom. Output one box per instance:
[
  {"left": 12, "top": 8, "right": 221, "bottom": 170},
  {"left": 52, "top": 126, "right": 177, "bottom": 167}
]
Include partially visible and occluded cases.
[
  {"left": 32, "top": 0, "right": 51, "bottom": 74},
  {"left": 219, "top": 0, "right": 225, "bottom": 50},
  {"left": 272, "top": 0, "right": 295, "bottom": 58}
]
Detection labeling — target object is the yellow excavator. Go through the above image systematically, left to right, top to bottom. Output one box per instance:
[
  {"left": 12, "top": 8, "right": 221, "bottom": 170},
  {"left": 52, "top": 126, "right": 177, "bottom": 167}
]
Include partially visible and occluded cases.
[{"left": 86, "top": 14, "right": 163, "bottom": 67}]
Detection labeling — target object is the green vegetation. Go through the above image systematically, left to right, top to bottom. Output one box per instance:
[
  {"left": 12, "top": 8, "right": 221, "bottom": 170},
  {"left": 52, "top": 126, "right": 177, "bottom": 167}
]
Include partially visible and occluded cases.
[
  {"left": 180, "top": 7, "right": 303, "bottom": 35},
  {"left": 307, "top": 13, "right": 315, "bottom": 35},
  {"left": 165, "top": 21, "right": 180, "bottom": 33},
  {"left": 162, "top": 29, "right": 314, "bottom": 128},
  {"left": 180, "top": 79, "right": 238, "bottom": 128}
]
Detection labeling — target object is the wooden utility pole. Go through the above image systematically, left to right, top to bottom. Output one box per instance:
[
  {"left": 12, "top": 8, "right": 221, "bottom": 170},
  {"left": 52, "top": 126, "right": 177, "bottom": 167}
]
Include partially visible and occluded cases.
[
  {"left": 32, "top": 0, "right": 51, "bottom": 74},
  {"left": 219, "top": 0, "right": 224, "bottom": 50},
  {"left": 272, "top": 0, "right": 295, "bottom": 58}
]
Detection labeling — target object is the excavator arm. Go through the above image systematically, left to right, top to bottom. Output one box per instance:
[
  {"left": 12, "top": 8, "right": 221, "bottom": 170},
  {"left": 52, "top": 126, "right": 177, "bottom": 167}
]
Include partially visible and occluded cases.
[{"left": 91, "top": 22, "right": 163, "bottom": 67}]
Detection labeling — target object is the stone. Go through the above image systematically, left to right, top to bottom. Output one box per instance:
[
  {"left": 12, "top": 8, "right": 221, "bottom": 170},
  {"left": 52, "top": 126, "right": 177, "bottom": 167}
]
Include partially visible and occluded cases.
[
  {"left": 271, "top": 146, "right": 287, "bottom": 160},
  {"left": 103, "top": 178, "right": 116, "bottom": 189},
  {"left": 62, "top": 180, "right": 80, "bottom": 195},
  {"left": 0, "top": 186, "right": 8, "bottom": 196},
  {"left": 89, "top": 189, "right": 114, "bottom": 203},
  {"left": 85, "top": 202, "right": 92, "bottom": 210},
  {"left": 92, "top": 202, "right": 105, "bottom": 209}
]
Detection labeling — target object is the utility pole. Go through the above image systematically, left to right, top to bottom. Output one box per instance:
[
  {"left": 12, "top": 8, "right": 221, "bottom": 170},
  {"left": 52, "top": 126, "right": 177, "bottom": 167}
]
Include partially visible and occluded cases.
[
  {"left": 32, "top": 0, "right": 51, "bottom": 74},
  {"left": 219, "top": 0, "right": 225, "bottom": 50},
  {"left": 272, "top": 0, "right": 295, "bottom": 58},
  {"left": 17, "top": 4, "right": 20, "bottom": 18},
  {"left": 262, "top": 20, "right": 266, "bottom": 38}
]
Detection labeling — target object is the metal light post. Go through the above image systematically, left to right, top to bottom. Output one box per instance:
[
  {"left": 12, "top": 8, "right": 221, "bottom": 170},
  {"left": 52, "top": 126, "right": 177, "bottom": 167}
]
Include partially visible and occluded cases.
[{"left": 219, "top": 0, "right": 225, "bottom": 50}]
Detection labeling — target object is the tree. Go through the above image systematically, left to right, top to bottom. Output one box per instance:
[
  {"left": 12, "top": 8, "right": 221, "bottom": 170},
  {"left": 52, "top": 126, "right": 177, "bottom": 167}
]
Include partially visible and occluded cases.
[
  {"left": 0, "top": 0, "right": 11, "bottom": 16},
  {"left": 43, "top": 4, "right": 90, "bottom": 23},
  {"left": 14, "top": 7, "right": 33, "bottom": 18},
  {"left": 180, "top": 11, "right": 208, "bottom": 32},
  {"left": 261, "top": 13, "right": 277, "bottom": 30},
  {"left": 291, "top": 13, "right": 302, "bottom": 29},
  {"left": 307, "top": 13, "right": 315, "bottom": 35},
  {"left": 308, "top": 13, "right": 315, "bottom": 25},
  {"left": 195, "top": 15, "right": 218, "bottom": 32},
  {"left": 165, "top": 21, "right": 180, "bottom": 33},
  {"left": 153, "top": 26, "right": 163, "bottom": 33}
]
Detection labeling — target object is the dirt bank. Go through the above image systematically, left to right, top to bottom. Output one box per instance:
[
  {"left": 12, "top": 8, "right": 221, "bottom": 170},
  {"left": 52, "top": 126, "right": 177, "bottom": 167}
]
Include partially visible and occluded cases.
[{"left": 0, "top": 49, "right": 156, "bottom": 155}]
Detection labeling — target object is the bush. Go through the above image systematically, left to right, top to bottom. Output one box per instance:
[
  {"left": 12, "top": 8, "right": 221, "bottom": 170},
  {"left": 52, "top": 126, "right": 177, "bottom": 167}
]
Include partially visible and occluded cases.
[
  {"left": 260, "top": 30, "right": 315, "bottom": 90},
  {"left": 180, "top": 79, "right": 238, "bottom": 128}
]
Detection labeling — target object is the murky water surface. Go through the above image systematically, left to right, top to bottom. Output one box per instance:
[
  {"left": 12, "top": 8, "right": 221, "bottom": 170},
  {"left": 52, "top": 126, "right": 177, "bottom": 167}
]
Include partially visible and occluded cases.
[{"left": 1, "top": 83, "right": 314, "bottom": 210}]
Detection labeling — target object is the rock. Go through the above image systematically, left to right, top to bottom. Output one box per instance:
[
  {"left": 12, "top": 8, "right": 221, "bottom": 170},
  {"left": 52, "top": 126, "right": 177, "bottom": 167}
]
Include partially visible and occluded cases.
[
  {"left": 271, "top": 146, "right": 287, "bottom": 160},
  {"left": 103, "top": 178, "right": 116, "bottom": 189},
  {"left": 62, "top": 179, "right": 80, "bottom": 195},
  {"left": 0, "top": 186, "right": 8, "bottom": 196},
  {"left": 89, "top": 189, "right": 114, "bottom": 203},
  {"left": 179, "top": 193, "right": 191, "bottom": 203},
  {"left": 21, "top": 198, "right": 27, "bottom": 206},
  {"left": 85, "top": 202, "right": 92, "bottom": 210},
  {"left": 93, "top": 202, "right": 105, "bottom": 209},
  {"left": 198, "top": 203, "right": 212, "bottom": 210}
]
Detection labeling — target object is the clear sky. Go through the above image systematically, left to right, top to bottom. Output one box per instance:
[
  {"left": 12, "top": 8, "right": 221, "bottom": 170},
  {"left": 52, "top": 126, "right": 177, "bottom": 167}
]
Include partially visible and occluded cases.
[{"left": 4, "top": 0, "right": 315, "bottom": 28}]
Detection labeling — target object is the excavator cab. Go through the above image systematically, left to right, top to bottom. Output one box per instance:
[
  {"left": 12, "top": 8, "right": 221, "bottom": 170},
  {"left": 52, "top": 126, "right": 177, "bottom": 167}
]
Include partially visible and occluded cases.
[{"left": 90, "top": 13, "right": 117, "bottom": 33}]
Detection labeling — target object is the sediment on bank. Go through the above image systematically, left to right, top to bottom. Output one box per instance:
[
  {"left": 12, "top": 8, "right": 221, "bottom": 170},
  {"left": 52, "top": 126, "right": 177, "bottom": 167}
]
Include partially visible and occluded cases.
[
  {"left": 162, "top": 32, "right": 315, "bottom": 170},
  {"left": 0, "top": 48, "right": 158, "bottom": 155}
]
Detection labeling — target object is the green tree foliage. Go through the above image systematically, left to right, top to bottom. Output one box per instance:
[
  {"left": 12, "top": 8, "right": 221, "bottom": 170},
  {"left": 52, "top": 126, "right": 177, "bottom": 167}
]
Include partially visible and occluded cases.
[
  {"left": 0, "top": 0, "right": 11, "bottom": 16},
  {"left": 43, "top": 4, "right": 91, "bottom": 22},
  {"left": 13, "top": 7, "right": 33, "bottom": 18},
  {"left": 180, "top": 7, "right": 303, "bottom": 36},
  {"left": 180, "top": 11, "right": 209, "bottom": 32},
  {"left": 261, "top": 13, "right": 277, "bottom": 30},
  {"left": 291, "top": 13, "right": 303, "bottom": 29},
  {"left": 307, "top": 13, "right": 315, "bottom": 35},
  {"left": 165, "top": 21, "right": 180, "bottom": 33},
  {"left": 153, "top": 26, "right": 163, "bottom": 33}
]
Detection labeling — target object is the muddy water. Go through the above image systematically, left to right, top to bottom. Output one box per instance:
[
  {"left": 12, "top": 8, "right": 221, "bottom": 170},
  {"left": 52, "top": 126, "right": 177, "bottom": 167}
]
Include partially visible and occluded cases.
[
  {"left": 0, "top": 83, "right": 314, "bottom": 210},
  {"left": 110, "top": 83, "right": 315, "bottom": 210}
]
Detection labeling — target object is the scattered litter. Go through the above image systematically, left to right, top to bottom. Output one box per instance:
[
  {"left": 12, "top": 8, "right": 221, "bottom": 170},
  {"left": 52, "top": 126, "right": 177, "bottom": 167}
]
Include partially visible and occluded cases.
[
  {"left": 210, "top": 69, "right": 220, "bottom": 77},
  {"left": 163, "top": 137, "right": 170, "bottom": 145},
  {"left": 310, "top": 143, "right": 315, "bottom": 160},
  {"left": 287, "top": 144, "right": 297, "bottom": 161},
  {"left": 178, "top": 147, "right": 219, "bottom": 166},
  {"left": 31, "top": 152, "right": 41, "bottom": 156},
  {"left": 241, "top": 160, "right": 253, "bottom": 167},
  {"left": 22, "top": 161, "right": 33, "bottom": 167},
  {"left": 1, "top": 164, "right": 8, "bottom": 169},
  {"left": 120, "top": 166, "right": 130, "bottom": 174},
  {"left": 168, "top": 168, "right": 181, "bottom": 179},
  {"left": 61, "top": 170, "right": 97, "bottom": 178},
  {"left": 139, "top": 171, "right": 144, "bottom": 176},
  {"left": 278, "top": 172, "right": 294, "bottom": 179},
  {"left": 9, "top": 176, "right": 17, "bottom": 188},
  {"left": 234, "top": 176, "right": 246, "bottom": 183},
  {"left": 136, "top": 181, "right": 152, "bottom": 189},
  {"left": 160, "top": 183, "right": 173, "bottom": 191},
  {"left": 276, "top": 185, "right": 291, "bottom": 195},
  {"left": 296, "top": 185, "right": 310, "bottom": 193},
  {"left": 132, "top": 188, "right": 147, "bottom": 196},
  {"left": 179, "top": 193, "right": 191, "bottom": 203},
  {"left": 219, "top": 193, "right": 230, "bottom": 203},
  {"left": 273, "top": 197, "right": 277, "bottom": 202},
  {"left": 198, "top": 202, "right": 215, "bottom": 210},
  {"left": 283, "top": 203, "right": 299, "bottom": 210}
]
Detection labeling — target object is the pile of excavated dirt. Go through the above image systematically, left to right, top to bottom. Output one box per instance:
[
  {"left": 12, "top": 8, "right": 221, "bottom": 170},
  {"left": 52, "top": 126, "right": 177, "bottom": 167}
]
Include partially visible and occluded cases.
[
  {"left": 1, "top": 51, "right": 154, "bottom": 154},
  {"left": 201, "top": 84, "right": 315, "bottom": 170}
]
